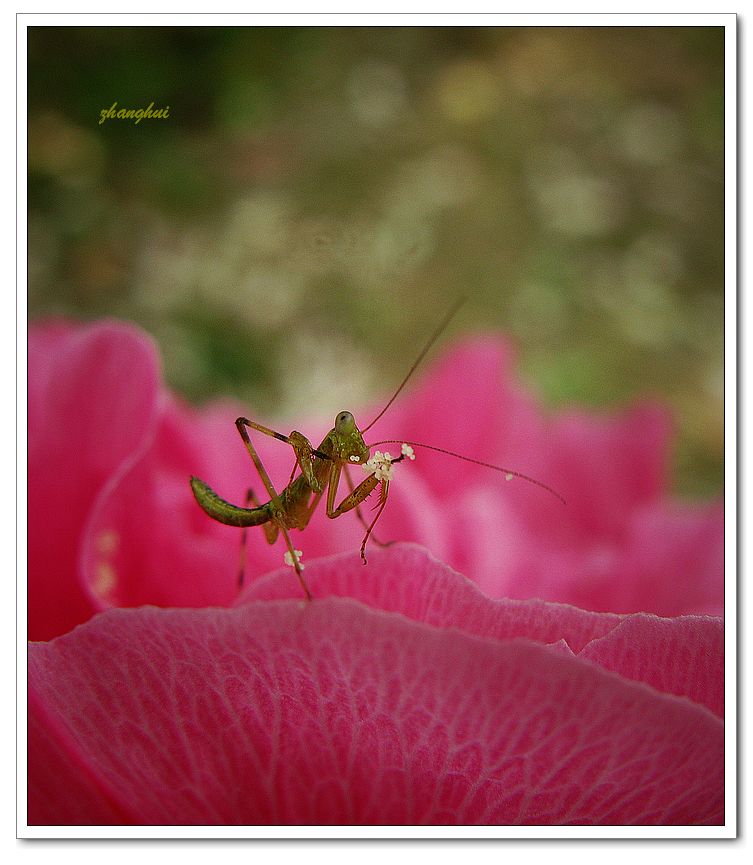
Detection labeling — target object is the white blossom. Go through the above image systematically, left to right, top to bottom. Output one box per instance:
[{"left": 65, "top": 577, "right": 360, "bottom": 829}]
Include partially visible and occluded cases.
[
  {"left": 362, "top": 450, "right": 394, "bottom": 482},
  {"left": 284, "top": 549, "right": 305, "bottom": 570}
]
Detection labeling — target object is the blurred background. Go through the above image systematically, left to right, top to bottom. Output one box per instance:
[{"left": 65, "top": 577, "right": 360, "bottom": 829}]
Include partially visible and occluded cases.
[{"left": 27, "top": 25, "right": 724, "bottom": 497}]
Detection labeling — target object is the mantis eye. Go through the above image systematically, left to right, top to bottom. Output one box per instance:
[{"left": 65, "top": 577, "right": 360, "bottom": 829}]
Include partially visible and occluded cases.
[{"left": 335, "top": 411, "right": 355, "bottom": 434}]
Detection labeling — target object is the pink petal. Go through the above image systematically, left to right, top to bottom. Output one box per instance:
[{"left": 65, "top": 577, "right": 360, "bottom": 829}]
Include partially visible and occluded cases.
[
  {"left": 28, "top": 321, "right": 161, "bottom": 640},
  {"left": 28, "top": 321, "right": 76, "bottom": 437},
  {"left": 359, "top": 336, "right": 718, "bottom": 616},
  {"left": 377, "top": 337, "right": 548, "bottom": 500},
  {"left": 80, "top": 396, "right": 251, "bottom": 609},
  {"left": 545, "top": 404, "right": 672, "bottom": 544},
  {"left": 480, "top": 498, "right": 725, "bottom": 618},
  {"left": 615, "top": 501, "right": 725, "bottom": 617},
  {"left": 243, "top": 544, "right": 724, "bottom": 716},
  {"left": 28, "top": 601, "right": 723, "bottom": 825},
  {"left": 579, "top": 614, "right": 724, "bottom": 719},
  {"left": 28, "top": 685, "right": 135, "bottom": 825}
]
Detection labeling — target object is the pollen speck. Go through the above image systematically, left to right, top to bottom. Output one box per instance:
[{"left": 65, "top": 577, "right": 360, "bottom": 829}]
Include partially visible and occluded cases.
[
  {"left": 401, "top": 443, "right": 415, "bottom": 460},
  {"left": 350, "top": 455, "right": 360, "bottom": 462},
  {"left": 505, "top": 472, "right": 514, "bottom": 481},
  {"left": 96, "top": 530, "right": 120, "bottom": 555},
  {"left": 284, "top": 549, "right": 305, "bottom": 570},
  {"left": 94, "top": 562, "right": 117, "bottom": 595}
]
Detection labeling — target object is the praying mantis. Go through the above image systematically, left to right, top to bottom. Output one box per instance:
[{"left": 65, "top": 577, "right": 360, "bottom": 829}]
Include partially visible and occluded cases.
[{"left": 190, "top": 300, "right": 564, "bottom": 599}]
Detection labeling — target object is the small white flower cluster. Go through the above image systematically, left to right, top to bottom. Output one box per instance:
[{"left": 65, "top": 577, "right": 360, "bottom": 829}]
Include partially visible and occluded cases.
[
  {"left": 362, "top": 443, "right": 416, "bottom": 482},
  {"left": 362, "top": 451, "right": 394, "bottom": 481},
  {"left": 283, "top": 549, "right": 304, "bottom": 570}
]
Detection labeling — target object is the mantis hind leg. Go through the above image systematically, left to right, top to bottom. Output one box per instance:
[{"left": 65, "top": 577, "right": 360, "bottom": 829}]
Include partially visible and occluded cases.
[
  {"left": 236, "top": 417, "right": 325, "bottom": 493},
  {"left": 234, "top": 418, "right": 313, "bottom": 600},
  {"left": 239, "top": 488, "right": 279, "bottom": 587}
]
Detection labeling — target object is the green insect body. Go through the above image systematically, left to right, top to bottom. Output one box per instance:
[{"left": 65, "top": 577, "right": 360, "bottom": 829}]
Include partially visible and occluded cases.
[
  {"left": 190, "top": 299, "right": 563, "bottom": 601},
  {"left": 190, "top": 411, "right": 397, "bottom": 599},
  {"left": 189, "top": 477, "right": 274, "bottom": 528}
]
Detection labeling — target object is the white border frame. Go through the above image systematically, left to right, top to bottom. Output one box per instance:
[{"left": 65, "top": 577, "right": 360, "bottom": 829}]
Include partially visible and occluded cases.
[{"left": 16, "top": 11, "right": 737, "bottom": 843}]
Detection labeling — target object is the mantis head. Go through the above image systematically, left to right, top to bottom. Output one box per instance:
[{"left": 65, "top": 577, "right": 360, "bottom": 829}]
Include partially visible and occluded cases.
[{"left": 333, "top": 410, "right": 370, "bottom": 465}]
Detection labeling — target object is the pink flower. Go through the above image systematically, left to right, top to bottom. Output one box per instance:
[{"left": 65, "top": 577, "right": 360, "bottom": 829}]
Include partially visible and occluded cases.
[
  {"left": 27, "top": 319, "right": 724, "bottom": 825},
  {"left": 28, "top": 321, "right": 161, "bottom": 642},
  {"left": 370, "top": 338, "right": 723, "bottom": 617},
  {"left": 28, "top": 546, "right": 723, "bottom": 825}
]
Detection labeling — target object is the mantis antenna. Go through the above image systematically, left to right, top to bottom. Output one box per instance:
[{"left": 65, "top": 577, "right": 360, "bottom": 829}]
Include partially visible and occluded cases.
[
  {"left": 361, "top": 297, "right": 465, "bottom": 434},
  {"left": 366, "top": 439, "right": 566, "bottom": 505}
]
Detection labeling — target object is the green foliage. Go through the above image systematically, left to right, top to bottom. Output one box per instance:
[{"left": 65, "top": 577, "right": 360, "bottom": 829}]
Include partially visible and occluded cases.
[{"left": 27, "top": 25, "right": 725, "bottom": 496}]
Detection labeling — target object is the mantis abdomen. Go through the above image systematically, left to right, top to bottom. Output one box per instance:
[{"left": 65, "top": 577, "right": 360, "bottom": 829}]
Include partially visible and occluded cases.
[{"left": 190, "top": 476, "right": 273, "bottom": 527}]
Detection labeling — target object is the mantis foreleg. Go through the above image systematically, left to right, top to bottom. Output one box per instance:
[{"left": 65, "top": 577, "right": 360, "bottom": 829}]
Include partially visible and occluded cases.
[
  {"left": 325, "top": 463, "right": 389, "bottom": 563},
  {"left": 344, "top": 465, "right": 391, "bottom": 548},
  {"left": 359, "top": 481, "right": 390, "bottom": 563}
]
